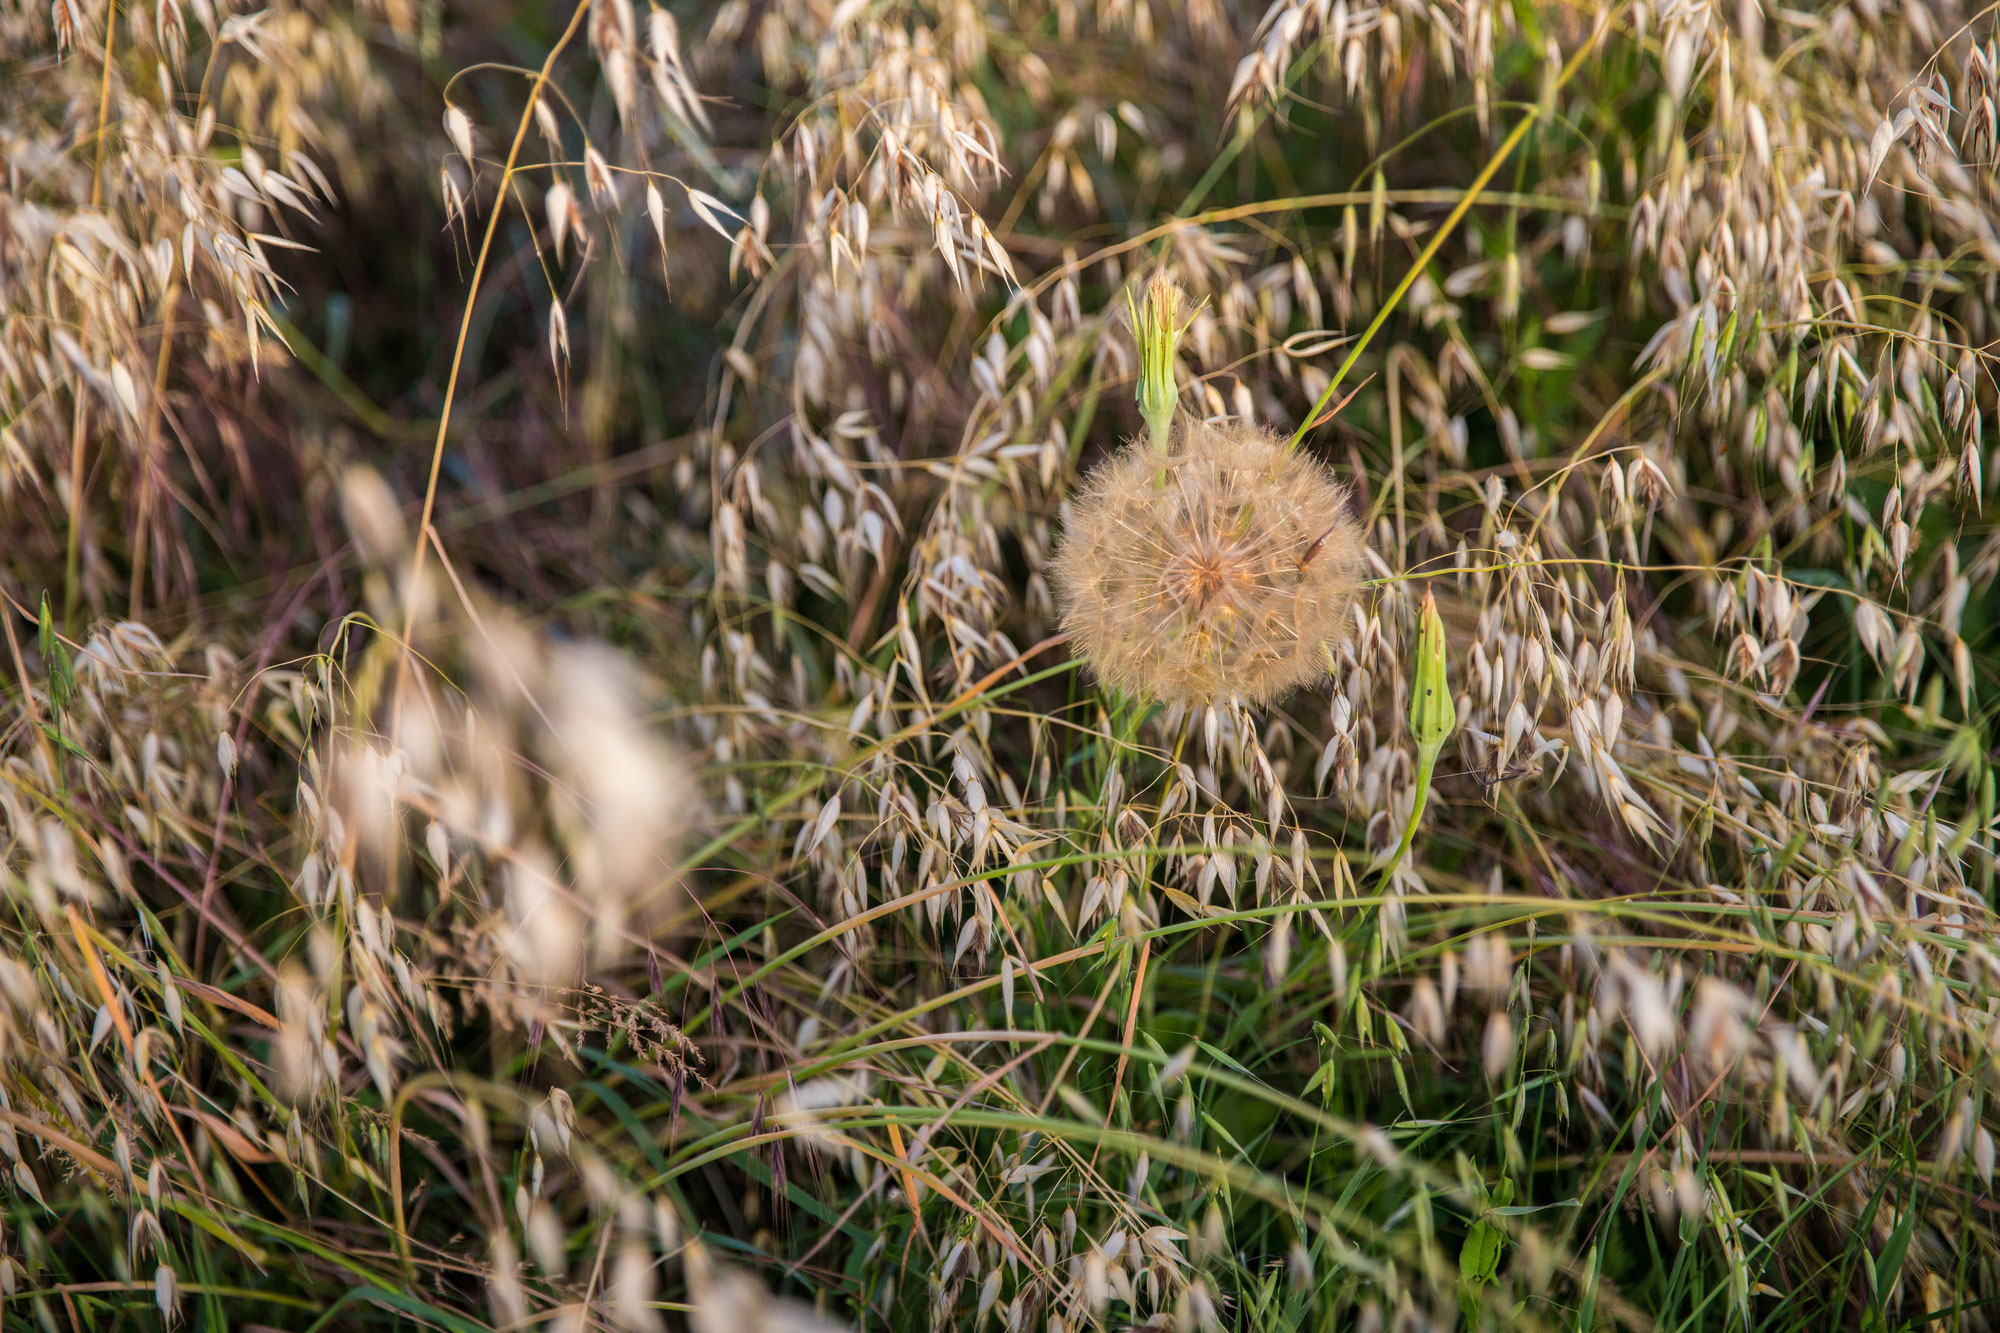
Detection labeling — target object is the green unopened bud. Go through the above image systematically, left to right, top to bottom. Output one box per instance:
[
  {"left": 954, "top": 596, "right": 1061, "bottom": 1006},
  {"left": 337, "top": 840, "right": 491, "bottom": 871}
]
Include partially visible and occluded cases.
[
  {"left": 1127, "top": 272, "right": 1194, "bottom": 453},
  {"left": 1383, "top": 587, "right": 1456, "bottom": 878},
  {"left": 1410, "top": 588, "right": 1455, "bottom": 747}
]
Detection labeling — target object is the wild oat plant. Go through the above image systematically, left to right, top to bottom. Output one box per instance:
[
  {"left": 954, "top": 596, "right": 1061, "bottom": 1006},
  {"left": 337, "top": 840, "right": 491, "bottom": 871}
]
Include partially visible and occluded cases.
[{"left": 4, "top": 0, "right": 2000, "bottom": 1328}]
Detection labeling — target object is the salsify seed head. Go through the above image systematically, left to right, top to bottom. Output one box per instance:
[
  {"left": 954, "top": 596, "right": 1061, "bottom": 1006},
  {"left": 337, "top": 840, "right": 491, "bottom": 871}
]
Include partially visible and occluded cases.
[{"left": 1052, "top": 419, "right": 1366, "bottom": 707}]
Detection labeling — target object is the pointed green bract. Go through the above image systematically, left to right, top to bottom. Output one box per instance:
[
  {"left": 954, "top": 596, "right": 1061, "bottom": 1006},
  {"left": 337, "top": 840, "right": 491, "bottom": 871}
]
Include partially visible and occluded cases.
[{"left": 1127, "top": 273, "right": 1196, "bottom": 454}]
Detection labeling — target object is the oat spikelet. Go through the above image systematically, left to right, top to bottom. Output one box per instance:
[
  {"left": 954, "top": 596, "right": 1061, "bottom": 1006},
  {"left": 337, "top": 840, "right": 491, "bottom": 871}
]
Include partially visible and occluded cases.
[{"left": 1052, "top": 419, "right": 1365, "bottom": 706}]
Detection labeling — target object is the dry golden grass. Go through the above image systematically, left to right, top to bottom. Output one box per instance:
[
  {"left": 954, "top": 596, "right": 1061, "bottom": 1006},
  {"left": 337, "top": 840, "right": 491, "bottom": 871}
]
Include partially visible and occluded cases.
[{"left": 2, "top": 0, "right": 2000, "bottom": 1328}]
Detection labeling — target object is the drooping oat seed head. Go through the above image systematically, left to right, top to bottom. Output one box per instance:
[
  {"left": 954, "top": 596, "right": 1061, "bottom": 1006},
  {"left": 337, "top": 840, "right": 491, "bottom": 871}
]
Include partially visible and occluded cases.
[{"left": 1052, "top": 419, "right": 1365, "bottom": 706}]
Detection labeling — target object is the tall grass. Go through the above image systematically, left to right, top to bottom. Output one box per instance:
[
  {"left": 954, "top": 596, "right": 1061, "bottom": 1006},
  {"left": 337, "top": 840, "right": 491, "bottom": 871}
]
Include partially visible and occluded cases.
[{"left": 3, "top": 0, "right": 2000, "bottom": 1328}]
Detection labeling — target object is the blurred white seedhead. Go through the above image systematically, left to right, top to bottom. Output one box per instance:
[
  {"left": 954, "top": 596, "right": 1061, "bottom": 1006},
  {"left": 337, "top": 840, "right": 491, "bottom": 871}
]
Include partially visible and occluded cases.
[
  {"left": 315, "top": 466, "right": 701, "bottom": 1036},
  {"left": 544, "top": 642, "right": 695, "bottom": 958},
  {"left": 504, "top": 852, "right": 586, "bottom": 990},
  {"left": 273, "top": 961, "right": 335, "bottom": 1106},
  {"left": 687, "top": 1255, "right": 851, "bottom": 1333}
]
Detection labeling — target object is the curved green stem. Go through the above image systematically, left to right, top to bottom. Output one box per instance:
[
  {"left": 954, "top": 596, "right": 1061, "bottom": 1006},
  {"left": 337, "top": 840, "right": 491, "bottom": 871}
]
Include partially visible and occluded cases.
[{"left": 1384, "top": 739, "right": 1441, "bottom": 878}]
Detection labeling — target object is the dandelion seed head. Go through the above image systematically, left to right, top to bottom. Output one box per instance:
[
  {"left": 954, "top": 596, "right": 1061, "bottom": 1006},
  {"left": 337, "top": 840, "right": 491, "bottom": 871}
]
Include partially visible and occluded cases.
[{"left": 1051, "top": 419, "right": 1364, "bottom": 707}]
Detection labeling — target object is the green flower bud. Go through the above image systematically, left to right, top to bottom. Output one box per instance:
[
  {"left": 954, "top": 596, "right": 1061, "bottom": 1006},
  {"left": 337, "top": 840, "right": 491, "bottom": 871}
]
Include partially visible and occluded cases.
[
  {"left": 1127, "top": 272, "right": 1195, "bottom": 453},
  {"left": 1383, "top": 587, "right": 1456, "bottom": 877},
  {"left": 1410, "top": 588, "right": 1456, "bottom": 746}
]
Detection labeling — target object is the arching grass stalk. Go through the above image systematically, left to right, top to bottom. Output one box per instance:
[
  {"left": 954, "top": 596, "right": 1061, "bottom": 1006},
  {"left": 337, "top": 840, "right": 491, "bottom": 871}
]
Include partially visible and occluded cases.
[
  {"left": 393, "top": 0, "right": 591, "bottom": 728},
  {"left": 1285, "top": 6, "right": 1617, "bottom": 452},
  {"left": 1284, "top": 113, "right": 1537, "bottom": 452},
  {"left": 1382, "top": 588, "right": 1455, "bottom": 877}
]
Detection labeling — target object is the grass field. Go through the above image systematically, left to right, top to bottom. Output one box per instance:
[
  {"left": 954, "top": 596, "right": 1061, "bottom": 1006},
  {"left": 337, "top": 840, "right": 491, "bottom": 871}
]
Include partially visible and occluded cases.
[{"left": 4, "top": 0, "right": 2000, "bottom": 1328}]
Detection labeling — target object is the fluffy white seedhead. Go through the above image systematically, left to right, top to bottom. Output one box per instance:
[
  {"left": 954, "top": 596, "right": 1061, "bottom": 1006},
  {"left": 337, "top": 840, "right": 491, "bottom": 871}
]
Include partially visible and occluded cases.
[{"left": 1052, "top": 419, "right": 1365, "bottom": 706}]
